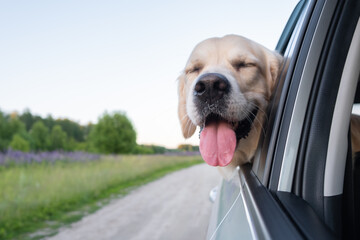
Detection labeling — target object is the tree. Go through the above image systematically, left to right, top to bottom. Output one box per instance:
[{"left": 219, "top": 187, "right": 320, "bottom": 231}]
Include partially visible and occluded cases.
[
  {"left": 19, "top": 109, "right": 35, "bottom": 131},
  {"left": 0, "top": 111, "right": 27, "bottom": 151},
  {"left": 0, "top": 111, "right": 10, "bottom": 151},
  {"left": 90, "top": 112, "right": 136, "bottom": 153},
  {"left": 43, "top": 115, "right": 55, "bottom": 132},
  {"left": 8, "top": 116, "right": 27, "bottom": 137},
  {"left": 55, "top": 118, "right": 85, "bottom": 142},
  {"left": 30, "top": 121, "right": 49, "bottom": 151},
  {"left": 49, "top": 125, "right": 67, "bottom": 150},
  {"left": 9, "top": 134, "right": 30, "bottom": 152}
]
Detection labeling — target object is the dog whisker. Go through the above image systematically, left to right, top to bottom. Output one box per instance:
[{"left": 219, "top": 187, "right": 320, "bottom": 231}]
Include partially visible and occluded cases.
[
  {"left": 248, "top": 101, "right": 268, "bottom": 122},
  {"left": 247, "top": 102, "right": 268, "bottom": 136},
  {"left": 238, "top": 108, "right": 260, "bottom": 137},
  {"left": 247, "top": 109, "right": 266, "bottom": 136}
]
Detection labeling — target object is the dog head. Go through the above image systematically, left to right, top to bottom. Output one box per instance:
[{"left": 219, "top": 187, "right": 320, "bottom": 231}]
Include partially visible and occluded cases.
[{"left": 178, "top": 35, "right": 283, "bottom": 175}]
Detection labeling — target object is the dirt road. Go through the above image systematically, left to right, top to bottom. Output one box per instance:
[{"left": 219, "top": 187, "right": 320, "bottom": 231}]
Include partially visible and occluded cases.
[{"left": 47, "top": 163, "right": 220, "bottom": 240}]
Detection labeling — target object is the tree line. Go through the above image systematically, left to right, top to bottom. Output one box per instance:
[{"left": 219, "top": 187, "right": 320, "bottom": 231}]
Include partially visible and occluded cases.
[{"left": 0, "top": 109, "right": 166, "bottom": 154}]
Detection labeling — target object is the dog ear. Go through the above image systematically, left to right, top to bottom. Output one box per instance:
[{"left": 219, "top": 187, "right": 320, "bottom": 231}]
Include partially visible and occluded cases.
[
  {"left": 266, "top": 51, "right": 284, "bottom": 97},
  {"left": 178, "top": 73, "right": 196, "bottom": 138}
]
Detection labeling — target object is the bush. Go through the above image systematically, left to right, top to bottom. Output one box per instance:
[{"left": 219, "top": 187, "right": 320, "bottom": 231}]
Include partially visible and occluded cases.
[
  {"left": 89, "top": 112, "right": 136, "bottom": 154},
  {"left": 9, "top": 134, "right": 30, "bottom": 152},
  {"left": 177, "top": 144, "right": 199, "bottom": 151},
  {"left": 132, "top": 145, "right": 155, "bottom": 154}
]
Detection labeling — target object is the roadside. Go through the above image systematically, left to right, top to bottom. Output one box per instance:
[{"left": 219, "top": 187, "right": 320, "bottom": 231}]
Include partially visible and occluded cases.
[
  {"left": 1, "top": 155, "right": 202, "bottom": 240},
  {"left": 46, "top": 164, "right": 220, "bottom": 240}
]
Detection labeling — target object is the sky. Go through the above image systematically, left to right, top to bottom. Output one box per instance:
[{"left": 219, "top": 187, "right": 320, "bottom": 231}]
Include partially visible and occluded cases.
[{"left": 0, "top": 0, "right": 299, "bottom": 148}]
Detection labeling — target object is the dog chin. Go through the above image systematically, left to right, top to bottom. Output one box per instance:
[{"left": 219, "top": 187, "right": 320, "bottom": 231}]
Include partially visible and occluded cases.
[
  {"left": 216, "top": 149, "right": 252, "bottom": 181},
  {"left": 217, "top": 163, "right": 239, "bottom": 181}
]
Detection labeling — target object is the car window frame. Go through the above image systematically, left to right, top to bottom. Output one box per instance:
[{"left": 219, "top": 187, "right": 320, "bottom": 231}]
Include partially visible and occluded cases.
[
  {"left": 252, "top": 0, "right": 313, "bottom": 186},
  {"left": 291, "top": 0, "right": 360, "bottom": 236}
]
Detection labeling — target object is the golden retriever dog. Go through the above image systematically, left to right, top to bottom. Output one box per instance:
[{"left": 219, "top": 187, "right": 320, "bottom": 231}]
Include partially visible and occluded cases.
[
  {"left": 178, "top": 34, "right": 360, "bottom": 178},
  {"left": 177, "top": 35, "right": 282, "bottom": 178}
]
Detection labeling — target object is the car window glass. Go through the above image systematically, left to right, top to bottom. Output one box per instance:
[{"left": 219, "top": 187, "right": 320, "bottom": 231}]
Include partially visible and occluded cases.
[
  {"left": 276, "top": 0, "right": 307, "bottom": 54},
  {"left": 206, "top": 175, "right": 253, "bottom": 240}
]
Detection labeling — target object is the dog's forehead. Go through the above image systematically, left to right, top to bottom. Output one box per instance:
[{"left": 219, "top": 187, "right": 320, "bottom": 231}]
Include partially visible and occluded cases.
[
  {"left": 187, "top": 35, "right": 259, "bottom": 64},
  {"left": 187, "top": 39, "right": 218, "bottom": 63}
]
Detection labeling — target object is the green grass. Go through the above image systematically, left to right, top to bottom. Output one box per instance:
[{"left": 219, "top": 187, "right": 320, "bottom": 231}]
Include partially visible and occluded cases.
[{"left": 0, "top": 155, "right": 203, "bottom": 240}]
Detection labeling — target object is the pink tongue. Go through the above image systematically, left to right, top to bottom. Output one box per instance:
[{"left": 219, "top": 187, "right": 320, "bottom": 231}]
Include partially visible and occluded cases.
[{"left": 199, "top": 121, "right": 236, "bottom": 167}]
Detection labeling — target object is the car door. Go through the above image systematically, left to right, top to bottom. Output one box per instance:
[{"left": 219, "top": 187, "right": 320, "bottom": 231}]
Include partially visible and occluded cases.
[
  {"left": 207, "top": 0, "right": 360, "bottom": 239},
  {"left": 273, "top": 0, "right": 360, "bottom": 238}
]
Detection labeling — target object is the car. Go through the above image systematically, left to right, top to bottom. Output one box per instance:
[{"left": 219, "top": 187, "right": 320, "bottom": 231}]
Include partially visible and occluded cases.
[{"left": 206, "top": 0, "right": 360, "bottom": 239}]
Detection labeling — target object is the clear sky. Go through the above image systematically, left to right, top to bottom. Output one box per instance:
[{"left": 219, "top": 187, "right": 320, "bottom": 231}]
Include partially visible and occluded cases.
[{"left": 0, "top": 0, "right": 298, "bottom": 148}]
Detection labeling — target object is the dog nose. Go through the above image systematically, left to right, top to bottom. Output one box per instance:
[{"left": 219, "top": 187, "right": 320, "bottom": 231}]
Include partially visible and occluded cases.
[{"left": 194, "top": 73, "right": 230, "bottom": 103}]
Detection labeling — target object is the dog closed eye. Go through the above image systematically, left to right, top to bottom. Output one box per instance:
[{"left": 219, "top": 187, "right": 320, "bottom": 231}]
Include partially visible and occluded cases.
[
  {"left": 232, "top": 61, "right": 257, "bottom": 71},
  {"left": 186, "top": 65, "right": 203, "bottom": 74}
]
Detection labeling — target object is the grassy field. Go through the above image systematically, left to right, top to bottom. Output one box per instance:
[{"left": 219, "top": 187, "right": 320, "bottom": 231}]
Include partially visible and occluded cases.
[{"left": 0, "top": 154, "right": 202, "bottom": 240}]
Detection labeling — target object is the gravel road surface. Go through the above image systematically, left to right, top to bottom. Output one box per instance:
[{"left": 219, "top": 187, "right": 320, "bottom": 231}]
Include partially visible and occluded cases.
[{"left": 47, "top": 163, "right": 220, "bottom": 240}]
